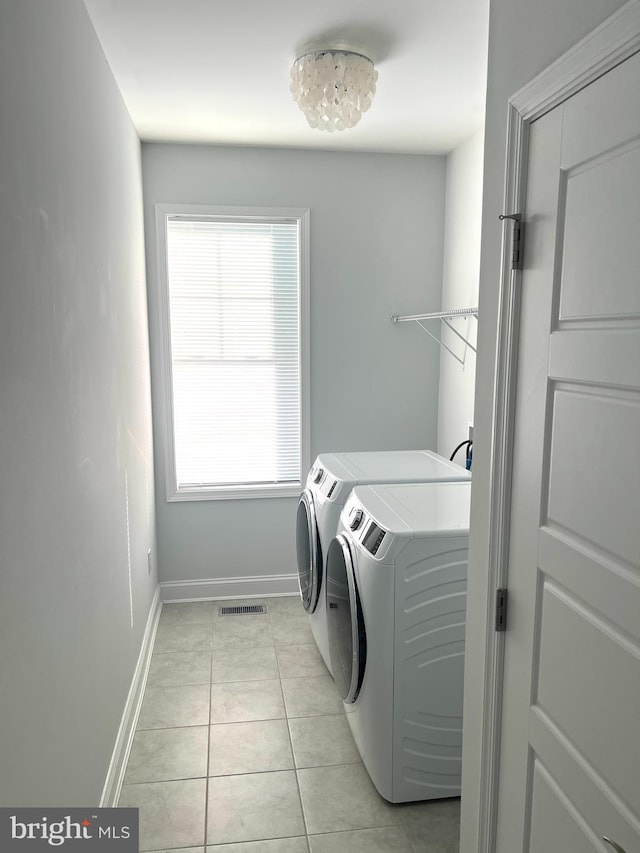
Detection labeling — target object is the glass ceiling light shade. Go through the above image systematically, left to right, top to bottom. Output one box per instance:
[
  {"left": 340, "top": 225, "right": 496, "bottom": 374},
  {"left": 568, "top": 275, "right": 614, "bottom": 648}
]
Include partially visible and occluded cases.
[{"left": 290, "top": 50, "right": 378, "bottom": 132}]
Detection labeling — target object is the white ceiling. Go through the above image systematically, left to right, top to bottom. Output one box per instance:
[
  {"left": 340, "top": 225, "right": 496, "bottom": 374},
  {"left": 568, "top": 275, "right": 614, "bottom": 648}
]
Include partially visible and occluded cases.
[{"left": 83, "top": 0, "right": 489, "bottom": 155}]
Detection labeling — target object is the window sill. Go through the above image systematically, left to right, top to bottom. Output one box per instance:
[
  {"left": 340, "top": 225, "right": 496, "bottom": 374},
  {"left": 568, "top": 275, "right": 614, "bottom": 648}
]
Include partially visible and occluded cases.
[{"left": 167, "top": 483, "right": 303, "bottom": 502}]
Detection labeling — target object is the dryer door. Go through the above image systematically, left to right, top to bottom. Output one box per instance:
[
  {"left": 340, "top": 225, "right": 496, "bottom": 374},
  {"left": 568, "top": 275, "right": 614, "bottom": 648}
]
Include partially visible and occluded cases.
[
  {"left": 296, "top": 489, "right": 322, "bottom": 613},
  {"left": 326, "top": 534, "right": 367, "bottom": 704}
]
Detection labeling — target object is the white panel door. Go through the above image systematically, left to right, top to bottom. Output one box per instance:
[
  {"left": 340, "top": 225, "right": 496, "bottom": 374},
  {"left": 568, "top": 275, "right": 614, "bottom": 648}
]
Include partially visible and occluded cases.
[{"left": 495, "top": 50, "right": 640, "bottom": 853}]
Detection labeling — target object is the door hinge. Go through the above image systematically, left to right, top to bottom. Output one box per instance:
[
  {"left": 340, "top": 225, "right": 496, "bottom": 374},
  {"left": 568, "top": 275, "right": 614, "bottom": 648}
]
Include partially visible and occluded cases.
[
  {"left": 498, "top": 213, "right": 524, "bottom": 270},
  {"left": 495, "top": 588, "right": 508, "bottom": 632}
]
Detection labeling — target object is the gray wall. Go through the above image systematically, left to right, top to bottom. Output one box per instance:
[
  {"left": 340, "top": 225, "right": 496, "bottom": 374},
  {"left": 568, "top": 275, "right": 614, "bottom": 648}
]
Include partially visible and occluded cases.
[
  {"left": 0, "top": 0, "right": 157, "bottom": 805},
  {"left": 460, "top": 0, "right": 628, "bottom": 849},
  {"left": 436, "top": 128, "right": 484, "bottom": 460},
  {"left": 142, "top": 144, "right": 446, "bottom": 586}
]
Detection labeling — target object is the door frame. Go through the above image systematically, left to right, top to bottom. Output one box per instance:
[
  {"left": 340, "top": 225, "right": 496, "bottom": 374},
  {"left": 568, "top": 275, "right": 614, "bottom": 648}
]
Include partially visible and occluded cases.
[{"left": 476, "top": 3, "right": 640, "bottom": 852}]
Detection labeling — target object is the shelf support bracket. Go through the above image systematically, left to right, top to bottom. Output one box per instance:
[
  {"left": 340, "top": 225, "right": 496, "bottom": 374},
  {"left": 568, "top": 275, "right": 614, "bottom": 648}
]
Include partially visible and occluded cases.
[
  {"left": 391, "top": 307, "right": 478, "bottom": 366},
  {"left": 416, "top": 320, "right": 466, "bottom": 366}
]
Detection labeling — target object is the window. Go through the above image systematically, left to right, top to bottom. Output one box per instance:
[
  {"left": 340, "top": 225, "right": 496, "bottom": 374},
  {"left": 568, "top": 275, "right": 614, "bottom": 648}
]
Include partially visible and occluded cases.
[{"left": 156, "top": 204, "right": 310, "bottom": 500}]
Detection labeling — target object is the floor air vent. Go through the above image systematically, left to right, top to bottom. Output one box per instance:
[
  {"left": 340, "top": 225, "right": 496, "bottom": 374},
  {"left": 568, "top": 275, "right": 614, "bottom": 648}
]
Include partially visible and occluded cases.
[{"left": 218, "top": 604, "right": 267, "bottom": 616}]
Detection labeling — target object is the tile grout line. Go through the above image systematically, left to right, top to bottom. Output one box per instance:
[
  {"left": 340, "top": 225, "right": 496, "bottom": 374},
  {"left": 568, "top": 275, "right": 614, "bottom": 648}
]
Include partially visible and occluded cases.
[
  {"left": 274, "top": 603, "right": 313, "bottom": 850},
  {"left": 276, "top": 604, "right": 311, "bottom": 850},
  {"left": 203, "top": 615, "right": 214, "bottom": 850},
  {"left": 121, "top": 754, "right": 366, "bottom": 787}
]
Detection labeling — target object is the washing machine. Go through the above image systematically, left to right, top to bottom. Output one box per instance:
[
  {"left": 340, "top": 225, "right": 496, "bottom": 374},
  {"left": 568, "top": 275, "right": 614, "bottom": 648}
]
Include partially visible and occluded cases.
[
  {"left": 295, "top": 451, "right": 470, "bottom": 673},
  {"left": 325, "top": 480, "right": 471, "bottom": 803}
]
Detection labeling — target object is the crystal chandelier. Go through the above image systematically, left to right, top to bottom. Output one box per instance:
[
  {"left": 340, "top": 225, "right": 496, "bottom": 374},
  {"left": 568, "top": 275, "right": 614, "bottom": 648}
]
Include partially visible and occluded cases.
[{"left": 290, "top": 50, "right": 378, "bottom": 132}]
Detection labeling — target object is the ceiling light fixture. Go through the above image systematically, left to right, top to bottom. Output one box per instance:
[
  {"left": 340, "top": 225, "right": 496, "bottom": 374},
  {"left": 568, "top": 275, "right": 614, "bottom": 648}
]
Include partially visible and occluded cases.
[{"left": 290, "top": 49, "right": 378, "bottom": 132}]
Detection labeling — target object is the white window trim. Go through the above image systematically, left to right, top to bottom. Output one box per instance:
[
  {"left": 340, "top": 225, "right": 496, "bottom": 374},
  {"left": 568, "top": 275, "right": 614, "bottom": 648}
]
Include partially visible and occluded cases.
[{"left": 155, "top": 202, "right": 310, "bottom": 502}]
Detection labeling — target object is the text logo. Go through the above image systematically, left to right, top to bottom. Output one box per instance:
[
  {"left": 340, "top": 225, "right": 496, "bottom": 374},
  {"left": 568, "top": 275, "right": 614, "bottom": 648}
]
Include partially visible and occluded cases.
[{"left": 1, "top": 809, "right": 138, "bottom": 851}]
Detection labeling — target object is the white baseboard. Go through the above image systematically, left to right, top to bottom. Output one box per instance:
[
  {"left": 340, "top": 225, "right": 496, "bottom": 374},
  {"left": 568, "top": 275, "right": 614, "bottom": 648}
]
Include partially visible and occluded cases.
[
  {"left": 160, "top": 573, "right": 299, "bottom": 603},
  {"left": 100, "top": 585, "right": 162, "bottom": 807}
]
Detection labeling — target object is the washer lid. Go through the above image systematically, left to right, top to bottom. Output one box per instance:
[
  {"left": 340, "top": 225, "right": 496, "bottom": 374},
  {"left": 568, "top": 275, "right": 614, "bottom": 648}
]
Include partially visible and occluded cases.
[
  {"left": 315, "top": 450, "right": 470, "bottom": 485},
  {"left": 350, "top": 481, "right": 472, "bottom": 537}
]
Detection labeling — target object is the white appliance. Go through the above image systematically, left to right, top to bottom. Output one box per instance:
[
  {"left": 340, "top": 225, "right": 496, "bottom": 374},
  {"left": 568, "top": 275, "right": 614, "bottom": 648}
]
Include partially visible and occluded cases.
[
  {"left": 295, "top": 451, "right": 470, "bottom": 673},
  {"left": 326, "top": 480, "right": 471, "bottom": 803}
]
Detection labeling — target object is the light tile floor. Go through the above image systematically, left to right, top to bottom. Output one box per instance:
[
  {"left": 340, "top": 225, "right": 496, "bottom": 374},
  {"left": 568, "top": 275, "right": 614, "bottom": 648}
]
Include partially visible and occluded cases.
[{"left": 119, "top": 596, "right": 460, "bottom": 853}]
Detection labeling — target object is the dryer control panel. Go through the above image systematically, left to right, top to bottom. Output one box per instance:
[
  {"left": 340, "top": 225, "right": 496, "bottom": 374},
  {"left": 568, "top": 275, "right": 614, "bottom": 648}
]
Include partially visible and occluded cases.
[
  {"left": 346, "top": 504, "right": 386, "bottom": 556},
  {"left": 362, "top": 522, "right": 386, "bottom": 555}
]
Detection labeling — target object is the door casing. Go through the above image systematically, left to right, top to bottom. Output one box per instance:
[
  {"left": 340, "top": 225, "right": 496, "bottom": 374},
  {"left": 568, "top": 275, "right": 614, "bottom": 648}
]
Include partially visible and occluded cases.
[{"left": 471, "top": 4, "right": 640, "bottom": 852}]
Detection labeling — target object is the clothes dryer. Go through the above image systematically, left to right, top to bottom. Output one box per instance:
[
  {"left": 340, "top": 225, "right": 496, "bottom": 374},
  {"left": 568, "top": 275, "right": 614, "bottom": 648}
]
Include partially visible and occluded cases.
[
  {"left": 296, "top": 451, "right": 469, "bottom": 673},
  {"left": 326, "top": 480, "right": 471, "bottom": 802}
]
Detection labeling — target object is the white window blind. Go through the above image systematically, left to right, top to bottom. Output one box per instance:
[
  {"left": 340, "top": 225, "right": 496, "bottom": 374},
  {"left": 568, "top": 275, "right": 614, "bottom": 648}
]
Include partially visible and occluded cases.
[{"left": 165, "top": 215, "right": 302, "bottom": 494}]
